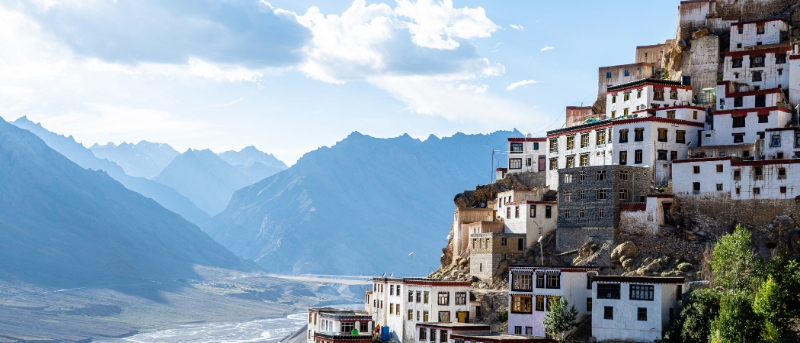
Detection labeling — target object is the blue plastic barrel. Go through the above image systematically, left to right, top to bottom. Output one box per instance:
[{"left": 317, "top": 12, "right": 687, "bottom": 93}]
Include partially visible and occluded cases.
[{"left": 380, "top": 326, "right": 390, "bottom": 341}]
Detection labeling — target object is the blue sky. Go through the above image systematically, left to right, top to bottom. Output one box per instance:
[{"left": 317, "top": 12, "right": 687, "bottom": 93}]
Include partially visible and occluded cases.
[{"left": 0, "top": 0, "right": 679, "bottom": 165}]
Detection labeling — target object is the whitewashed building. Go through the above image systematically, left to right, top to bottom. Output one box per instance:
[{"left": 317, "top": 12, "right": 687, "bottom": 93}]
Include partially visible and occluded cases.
[
  {"left": 729, "top": 18, "right": 789, "bottom": 52},
  {"left": 507, "top": 136, "right": 548, "bottom": 175},
  {"left": 673, "top": 155, "right": 800, "bottom": 200},
  {"left": 495, "top": 189, "right": 557, "bottom": 248},
  {"left": 507, "top": 266, "right": 598, "bottom": 337},
  {"left": 591, "top": 276, "right": 684, "bottom": 342},
  {"left": 371, "top": 277, "right": 473, "bottom": 343},
  {"left": 307, "top": 307, "right": 373, "bottom": 343},
  {"left": 414, "top": 322, "right": 491, "bottom": 343}
]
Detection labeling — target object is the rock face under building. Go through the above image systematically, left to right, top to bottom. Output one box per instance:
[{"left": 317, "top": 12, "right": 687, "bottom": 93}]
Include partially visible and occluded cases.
[{"left": 555, "top": 166, "right": 651, "bottom": 251}]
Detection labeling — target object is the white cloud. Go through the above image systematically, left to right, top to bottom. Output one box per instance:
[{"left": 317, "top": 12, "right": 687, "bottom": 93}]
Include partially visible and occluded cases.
[
  {"left": 394, "top": 0, "right": 499, "bottom": 50},
  {"left": 509, "top": 24, "right": 524, "bottom": 30},
  {"left": 540, "top": 46, "right": 554, "bottom": 52},
  {"left": 506, "top": 80, "right": 537, "bottom": 91}
]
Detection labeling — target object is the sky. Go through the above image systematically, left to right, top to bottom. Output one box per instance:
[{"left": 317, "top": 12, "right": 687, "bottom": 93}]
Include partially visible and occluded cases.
[{"left": 0, "top": 0, "right": 680, "bottom": 165}]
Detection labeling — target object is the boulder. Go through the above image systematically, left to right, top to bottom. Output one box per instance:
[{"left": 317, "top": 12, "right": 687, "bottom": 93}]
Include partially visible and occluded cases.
[{"left": 611, "top": 241, "right": 638, "bottom": 262}]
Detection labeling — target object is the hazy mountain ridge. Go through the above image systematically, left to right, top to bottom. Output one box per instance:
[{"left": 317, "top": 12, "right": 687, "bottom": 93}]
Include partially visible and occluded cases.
[
  {"left": 0, "top": 117, "right": 253, "bottom": 287},
  {"left": 11, "top": 117, "right": 211, "bottom": 227},
  {"left": 206, "top": 130, "right": 520, "bottom": 275},
  {"left": 90, "top": 141, "right": 179, "bottom": 178},
  {"left": 219, "top": 145, "right": 288, "bottom": 170},
  {"left": 153, "top": 148, "right": 286, "bottom": 216}
]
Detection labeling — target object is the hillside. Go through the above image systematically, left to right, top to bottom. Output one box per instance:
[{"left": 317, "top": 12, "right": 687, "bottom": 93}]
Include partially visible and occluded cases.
[
  {"left": 11, "top": 117, "right": 210, "bottom": 227},
  {"left": 0, "top": 118, "right": 253, "bottom": 287},
  {"left": 205, "top": 131, "right": 519, "bottom": 275},
  {"left": 90, "top": 141, "right": 179, "bottom": 178}
]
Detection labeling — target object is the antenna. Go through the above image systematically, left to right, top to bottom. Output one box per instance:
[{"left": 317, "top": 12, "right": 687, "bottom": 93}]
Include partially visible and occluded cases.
[{"left": 409, "top": 252, "right": 414, "bottom": 278}]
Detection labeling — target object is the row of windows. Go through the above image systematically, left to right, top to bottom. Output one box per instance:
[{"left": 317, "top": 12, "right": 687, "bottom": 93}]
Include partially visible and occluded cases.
[
  {"left": 730, "top": 54, "right": 785, "bottom": 68},
  {"left": 611, "top": 88, "right": 677, "bottom": 103},
  {"left": 722, "top": 94, "right": 768, "bottom": 110},
  {"left": 549, "top": 128, "right": 687, "bottom": 153},
  {"left": 509, "top": 142, "right": 540, "bottom": 153},
  {"left": 508, "top": 156, "right": 546, "bottom": 170},
  {"left": 694, "top": 182, "right": 791, "bottom": 195},
  {"left": 563, "top": 189, "right": 629, "bottom": 203},
  {"left": 505, "top": 204, "right": 553, "bottom": 219},
  {"left": 563, "top": 207, "right": 608, "bottom": 219},
  {"left": 510, "top": 272, "right": 561, "bottom": 291},
  {"left": 596, "top": 284, "right": 654, "bottom": 300},
  {"left": 510, "top": 294, "right": 561, "bottom": 313},
  {"left": 602, "top": 306, "right": 653, "bottom": 322},
  {"left": 419, "top": 325, "right": 458, "bottom": 342}
]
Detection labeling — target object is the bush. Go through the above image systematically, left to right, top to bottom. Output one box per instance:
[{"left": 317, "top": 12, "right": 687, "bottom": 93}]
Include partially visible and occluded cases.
[
  {"left": 677, "top": 262, "right": 694, "bottom": 272},
  {"left": 498, "top": 310, "right": 508, "bottom": 322}
]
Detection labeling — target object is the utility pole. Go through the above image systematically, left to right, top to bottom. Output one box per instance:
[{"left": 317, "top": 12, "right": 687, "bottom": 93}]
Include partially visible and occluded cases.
[
  {"left": 538, "top": 236, "right": 544, "bottom": 266},
  {"left": 409, "top": 252, "right": 414, "bottom": 278}
]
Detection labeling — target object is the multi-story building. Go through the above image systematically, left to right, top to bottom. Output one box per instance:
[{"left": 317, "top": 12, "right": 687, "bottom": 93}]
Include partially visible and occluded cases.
[
  {"left": 596, "top": 63, "right": 658, "bottom": 102},
  {"left": 507, "top": 136, "right": 548, "bottom": 175},
  {"left": 555, "top": 166, "right": 651, "bottom": 251},
  {"left": 494, "top": 189, "right": 557, "bottom": 248},
  {"left": 451, "top": 207, "right": 495, "bottom": 261},
  {"left": 469, "top": 232, "right": 526, "bottom": 281},
  {"left": 507, "top": 266, "right": 598, "bottom": 337},
  {"left": 591, "top": 276, "right": 684, "bottom": 342},
  {"left": 371, "top": 277, "right": 473, "bottom": 343},
  {"left": 307, "top": 307, "right": 373, "bottom": 343},
  {"left": 414, "top": 322, "right": 491, "bottom": 343},
  {"left": 450, "top": 332, "right": 556, "bottom": 343}
]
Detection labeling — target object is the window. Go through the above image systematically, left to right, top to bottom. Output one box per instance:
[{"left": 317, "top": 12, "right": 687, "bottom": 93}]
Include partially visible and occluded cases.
[
  {"left": 757, "top": 25, "right": 765, "bottom": 34},
  {"left": 737, "top": 26, "right": 743, "bottom": 34},
  {"left": 776, "top": 54, "right": 787, "bottom": 64},
  {"left": 751, "top": 55, "right": 765, "bottom": 68},
  {"left": 732, "top": 57, "right": 743, "bottom": 68},
  {"left": 624, "top": 69, "right": 630, "bottom": 77},
  {"left": 753, "top": 70, "right": 763, "bottom": 82},
  {"left": 606, "top": 71, "right": 611, "bottom": 78},
  {"left": 654, "top": 89, "right": 664, "bottom": 100},
  {"left": 670, "top": 89, "right": 678, "bottom": 100},
  {"left": 624, "top": 93, "right": 630, "bottom": 101},
  {"left": 755, "top": 94, "right": 766, "bottom": 107},
  {"left": 612, "top": 95, "right": 617, "bottom": 104},
  {"left": 734, "top": 97, "right": 743, "bottom": 108},
  {"left": 624, "top": 108, "right": 629, "bottom": 116},
  {"left": 611, "top": 110, "right": 616, "bottom": 118},
  {"left": 665, "top": 110, "right": 676, "bottom": 119},
  {"left": 693, "top": 111, "right": 698, "bottom": 120},
  {"left": 759, "top": 114, "right": 770, "bottom": 123},
  {"left": 733, "top": 116, "right": 745, "bottom": 128},
  {"left": 634, "top": 128, "right": 644, "bottom": 141},
  {"left": 658, "top": 128, "right": 668, "bottom": 142},
  {"left": 619, "top": 129, "right": 629, "bottom": 143},
  {"left": 596, "top": 130, "right": 606, "bottom": 145},
  {"left": 676, "top": 130, "right": 686, "bottom": 143},
  {"left": 580, "top": 133, "right": 590, "bottom": 148},
  {"left": 733, "top": 133, "right": 745, "bottom": 143},
  {"left": 769, "top": 134, "right": 781, "bottom": 148},
  {"left": 566, "top": 135, "right": 575, "bottom": 150},
  {"left": 549, "top": 138, "right": 558, "bottom": 152},
  {"left": 510, "top": 142, "right": 523, "bottom": 153},
  {"left": 533, "top": 142, "right": 539, "bottom": 150},
  {"left": 635, "top": 150, "right": 643, "bottom": 164},
  {"left": 658, "top": 150, "right": 668, "bottom": 161},
  {"left": 619, "top": 151, "right": 627, "bottom": 165},
  {"left": 671, "top": 151, "right": 677, "bottom": 161},
  {"left": 580, "top": 153, "right": 589, "bottom": 167},
  {"left": 566, "top": 155, "right": 575, "bottom": 168},
  {"left": 526, "top": 157, "right": 532, "bottom": 166},
  {"left": 509, "top": 158, "right": 522, "bottom": 170},
  {"left": 549, "top": 158, "right": 558, "bottom": 170},
  {"left": 716, "top": 164, "right": 723, "bottom": 173},
  {"left": 693, "top": 166, "right": 700, "bottom": 174},
  {"left": 755, "top": 166, "right": 763, "bottom": 180},
  {"left": 778, "top": 168, "right": 787, "bottom": 179},
  {"left": 734, "top": 169, "right": 741, "bottom": 181},
  {"left": 596, "top": 170, "right": 607, "bottom": 180},
  {"left": 579, "top": 171, "right": 585, "bottom": 181},
  {"left": 563, "top": 173, "right": 573, "bottom": 183},
  {"left": 693, "top": 182, "right": 701, "bottom": 192},
  {"left": 717, "top": 184, "right": 724, "bottom": 191},
  {"left": 781, "top": 186, "right": 787, "bottom": 194},
  {"left": 736, "top": 187, "right": 741, "bottom": 195},
  {"left": 754, "top": 187, "right": 761, "bottom": 195},
  {"left": 596, "top": 189, "right": 607, "bottom": 200},
  {"left": 619, "top": 189, "right": 628, "bottom": 201},
  {"left": 563, "top": 191, "right": 572, "bottom": 203},
  {"left": 530, "top": 205, "right": 536, "bottom": 218},
  {"left": 545, "top": 205, "right": 552, "bottom": 218},
  {"left": 515, "top": 206, "right": 519, "bottom": 218},
  {"left": 506, "top": 207, "right": 510, "bottom": 219},
  {"left": 598, "top": 207, "right": 605, "bottom": 217},
  {"left": 564, "top": 209, "right": 570, "bottom": 218},
  {"left": 578, "top": 209, "right": 585, "bottom": 218},
  {"left": 501, "top": 237, "right": 507, "bottom": 246},
  {"left": 536, "top": 273, "right": 545, "bottom": 288},
  {"left": 513, "top": 274, "right": 533, "bottom": 291},
  {"left": 598, "top": 283, "right": 621, "bottom": 299},
  {"left": 390, "top": 285, "right": 394, "bottom": 295},
  {"left": 630, "top": 285, "right": 654, "bottom": 300},
  {"left": 409, "top": 291, "right": 414, "bottom": 302},
  {"left": 417, "top": 291, "right": 421, "bottom": 303},
  {"left": 424, "top": 291, "right": 429, "bottom": 304},
  {"left": 437, "top": 292, "right": 450, "bottom": 305},
  {"left": 455, "top": 292, "right": 467, "bottom": 305},
  {"left": 511, "top": 295, "right": 532, "bottom": 313},
  {"left": 535, "top": 295, "right": 545, "bottom": 311},
  {"left": 587, "top": 298, "right": 593, "bottom": 312},
  {"left": 389, "top": 303, "right": 393, "bottom": 314},
  {"left": 604, "top": 306, "right": 614, "bottom": 320},
  {"left": 637, "top": 308, "right": 648, "bottom": 321},
  {"left": 408, "top": 309, "right": 413, "bottom": 320},
  {"left": 423, "top": 311, "right": 429, "bottom": 321},
  {"left": 439, "top": 311, "right": 450, "bottom": 323},
  {"left": 342, "top": 322, "right": 355, "bottom": 331},
  {"left": 514, "top": 327, "right": 522, "bottom": 334},
  {"left": 525, "top": 327, "right": 532, "bottom": 335},
  {"left": 419, "top": 328, "right": 427, "bottom": 340}
]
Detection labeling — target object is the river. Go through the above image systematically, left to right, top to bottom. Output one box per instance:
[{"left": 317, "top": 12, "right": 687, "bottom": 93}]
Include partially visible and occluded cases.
[{"left": 96, "top": 313, "right": 307, "bottom": 343}]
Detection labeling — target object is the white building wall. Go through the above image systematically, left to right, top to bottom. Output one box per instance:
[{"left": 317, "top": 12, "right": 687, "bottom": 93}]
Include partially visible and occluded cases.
[
  {"left": 729, "top": 20, "right": 788, "bottom": 51},
  {"left": 722, "top": 51, "right": 790, "bottom": 90},
  {"left": 790, "top": 55, "right": 800, "bottom": 105},
  {"left": 606, "top": 85, "right": 693, "bottom": 118},
  {"left": 710, "top": 108, "right": 792, "bottom": 146},
  {"left": 762, "top": 128, "right": 800, "bottom": 159},
  {"left": 507, "top": 139, "right": 547, "bottom": 175},
  {"left": 672, "top": 158, "right": 732, "bottom": 195},
  {"left": 732, "top": 162, "right": 800, "bottom": 200},
  {"left": 501, "top": 201, "right": 557, "bottom": 247},
  {"left": 592, "top": 282, "right": 680, "bottom": 342}
]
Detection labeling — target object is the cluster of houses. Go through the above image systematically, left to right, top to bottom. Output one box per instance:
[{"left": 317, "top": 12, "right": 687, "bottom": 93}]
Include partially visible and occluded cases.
[{"left": 304, "top": 2, "right": 800, "bottom": 343}]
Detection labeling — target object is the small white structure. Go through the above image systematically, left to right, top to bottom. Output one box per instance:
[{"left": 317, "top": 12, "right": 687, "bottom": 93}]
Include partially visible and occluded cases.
[
  {"left": 729, "top": 18, "right": 789, "bottom": 52},
  {"left": 507, "top": 136, "right": 548, "bottom": 175},
  {"left": 495, "top": 189, "right": 557, "bottom": 247},
  {"left": 507, "top": 266, "right": 598, "bottom": 336},
  {"left": 591, "top": 276, "right": 684, "bottom": 342},
  {"left": 371, "top": 277, "right": 473, "bottom": 343},
  {"left": 307, "top": 307, "right": 373, "bottom": 343},
  {"left": 414, "top": 322, "right": 491, "bottom": 343}
]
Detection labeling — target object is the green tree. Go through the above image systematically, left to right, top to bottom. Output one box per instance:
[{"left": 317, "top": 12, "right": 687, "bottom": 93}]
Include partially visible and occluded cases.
[
  {"left": 710, "top": 225, "right": 755, "bottom": 291},
  {"left": 661, "top": 288, "right": 721, "bottom": 343},
  {"left": 710, "top": 290, "right": 762, "bottom": 343},
  {"left": 542, "top": 297, "right": 578, "bottom": 342}
]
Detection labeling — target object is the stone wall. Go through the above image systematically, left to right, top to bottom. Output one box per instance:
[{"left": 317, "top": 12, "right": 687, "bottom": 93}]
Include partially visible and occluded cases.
[
  {"left": 678, "top": 34, "right": 720, "bottom": 94},
  {"left": 672, "top": 194, "right": 800, "bottom": 229},
  {"left": 556, "top": 227, "right": 614, "bottom": 252}
]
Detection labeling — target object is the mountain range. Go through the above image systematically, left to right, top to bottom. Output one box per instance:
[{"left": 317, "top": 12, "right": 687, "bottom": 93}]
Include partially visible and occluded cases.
[
  {"left": 0, "top": 117, "right": 252, "bottom": 287},
  {"left": 12, "top": 117, "right": 212, "bottom": 227},
  {"left": 205, "top": 131, "right": 517, "bottom": 275},
  {"left": 90, "top": 141, "right": 179, "bottom": 178},
  {"left": 153, "top": 148, "right": 286, "bottom": 216}
]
